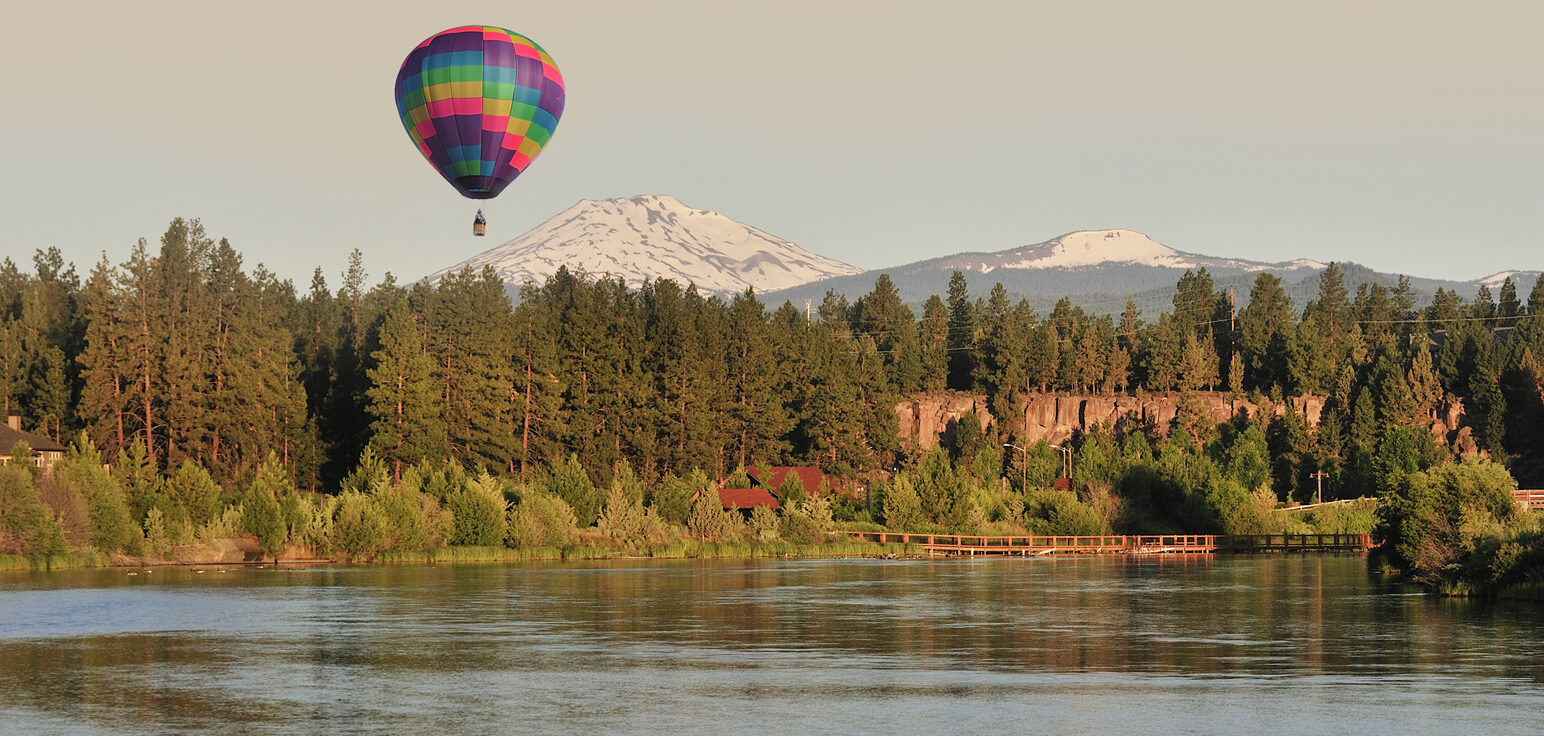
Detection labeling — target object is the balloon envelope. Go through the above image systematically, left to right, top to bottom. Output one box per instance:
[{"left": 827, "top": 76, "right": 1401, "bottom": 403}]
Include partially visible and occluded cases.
[{"left": 394, "top": 26, "right": 566, "bottom": 200}]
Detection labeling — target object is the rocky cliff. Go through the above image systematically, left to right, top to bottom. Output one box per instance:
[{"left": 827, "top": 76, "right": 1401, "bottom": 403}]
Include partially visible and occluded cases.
[
  {"left": 895, "top": 391, "right": 1477, "bottom": 454},
  {"left": 897, "top": 392, "right": 1325, "bottom": 450}
]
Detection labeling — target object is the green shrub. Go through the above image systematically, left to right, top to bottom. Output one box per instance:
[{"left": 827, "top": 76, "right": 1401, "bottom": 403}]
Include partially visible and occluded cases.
[
  {"left": 55, "top": 434, "right": 138, "bottom": 554},
  {"left": 549, "top": 455, "right": 599, "bottom": 527},
  {"left": 167, "top": 459, "right": 224, "bottom": 528},
  {"left": 0, "top": 463, "right": 68, "bottom": 560},
  {"left": 650, "top": 470, "right": 704, "bottom": 524},
  {"left": 447, "top": 473, "right": 507, "bottom": 547},
  {"left": 880, "top": 475, "right": 923, "bottom": 531},
  {"left": 597, "top": 480, "right": 646, "bottom": 539},
  {"left": 374, "top": 481, "right": 454, "bottom": 553},
  {"left": 1020, "top": 487, "right": 1110, "bottom": 536},
  {"left": 333, "top": 491, "right": 389, "bottom": 561},
  {"left": 506, "top": 491, "right": 578, "bottom": 548},
  {"left": 687, "top": 491, "right": 740, "bottom": 542},
  {"left": 779, "top": 497, "right": 833, "bottom": 545},
  {"left": 749, "top": 504, "right": 780, "bottom": 540}
]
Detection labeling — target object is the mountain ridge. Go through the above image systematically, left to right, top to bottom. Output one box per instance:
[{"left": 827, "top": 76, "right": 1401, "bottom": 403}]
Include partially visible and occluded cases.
[
  {"left": 429, "top": 194, "right": 862, "bottom": 296},
  {"left": 428, "top": 196, "right": 1538, "bottom": 315}
]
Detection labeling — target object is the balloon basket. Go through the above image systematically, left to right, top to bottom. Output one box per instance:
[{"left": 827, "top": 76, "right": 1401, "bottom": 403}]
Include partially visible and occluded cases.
[{"left": 473, "top": 221, "right": 486, "bottom": 237}]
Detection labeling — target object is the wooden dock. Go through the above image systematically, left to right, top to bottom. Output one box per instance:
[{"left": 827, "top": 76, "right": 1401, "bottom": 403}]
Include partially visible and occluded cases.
[{"left": 835, "top": 531, "right": 1374, "bottom": 556}]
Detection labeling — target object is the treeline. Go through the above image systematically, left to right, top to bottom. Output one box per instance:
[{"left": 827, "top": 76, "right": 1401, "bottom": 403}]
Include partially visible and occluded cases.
[
  {"left": 2, "top": 218, "right": 1542, "bottom": 581},
  {"left": 4, "top": 218, "right": 1543, "bottom": 495}
]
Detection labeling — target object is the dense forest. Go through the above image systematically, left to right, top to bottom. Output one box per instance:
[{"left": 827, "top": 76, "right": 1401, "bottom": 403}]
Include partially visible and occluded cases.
[{"left": 2, "top": 218, "right": 1542, "bottom": 590}]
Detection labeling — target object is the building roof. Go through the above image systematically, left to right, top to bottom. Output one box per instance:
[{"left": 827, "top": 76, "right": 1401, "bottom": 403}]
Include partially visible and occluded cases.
[
  {"left": 0, "top": 423, "right": 67, "bottom": 455},
  {"left": 746, "top": 466, "right": 831, "bottom": 497},
  {"left": 717, "top": 487, "right": 782, "bottom": 511}
]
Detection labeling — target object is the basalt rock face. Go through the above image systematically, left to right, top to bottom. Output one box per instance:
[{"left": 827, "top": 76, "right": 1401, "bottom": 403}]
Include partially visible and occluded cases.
[
  {"left": 896, "top": 391, "right": 1478, "bottom": 456},
  {"left": 897, "top": 392, "right": 1326, "bottom": 449},
  {"left": 895, "top": 393, "right": 995, "bottom": 451},
  {"left": 1017, "top": 393, "right": 1327, "bottom": 445}
]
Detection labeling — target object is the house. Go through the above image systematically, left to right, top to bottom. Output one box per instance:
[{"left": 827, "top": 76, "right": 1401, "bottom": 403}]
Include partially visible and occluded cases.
[
  {"left": 0, "top": 415, "right": 67, "bottom": 473},
  {"left": 745, "top": 466, "right": 848, "bottom": 499},
  {"left": 716, "top": 487, "right": 782, "bottom": 514}
]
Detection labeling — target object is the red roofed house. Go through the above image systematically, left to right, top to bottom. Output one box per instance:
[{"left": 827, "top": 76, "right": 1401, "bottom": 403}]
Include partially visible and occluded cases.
[
  {"left": 0, "top": 415, "right": 67, "bottom": 474},
  {"left": 746, "top": 466, "right": 848, "bottom": 499},
  {"left": 715, "top": 487, "right": 782, "bottom": 514}
]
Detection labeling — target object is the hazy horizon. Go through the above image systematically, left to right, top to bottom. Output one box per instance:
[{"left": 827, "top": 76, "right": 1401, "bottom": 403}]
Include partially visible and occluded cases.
[{"left": 4, "top": 1, "right": 1541, "bottom": 287}]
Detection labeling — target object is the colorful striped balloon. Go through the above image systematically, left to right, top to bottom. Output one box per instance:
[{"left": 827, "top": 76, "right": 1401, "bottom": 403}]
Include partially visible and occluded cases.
[{"left": 394, "top": 26, "right": 566, "bottom": 200}]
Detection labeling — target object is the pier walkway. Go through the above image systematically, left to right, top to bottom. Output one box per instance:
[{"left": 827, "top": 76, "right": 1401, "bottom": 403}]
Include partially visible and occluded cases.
[{"left": 835, "top": 530, "right": 1374, "bottom": 556}]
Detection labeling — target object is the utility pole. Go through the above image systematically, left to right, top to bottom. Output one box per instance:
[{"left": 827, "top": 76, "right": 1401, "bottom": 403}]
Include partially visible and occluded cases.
[
  {"left": 1229, "top": 287, "right": 1236, "bottom": 334},
  {"left": 1004, "top": 444, "right": 1027, "bottom": 490},
  {"left": 1048, "top": 444, "right": 1072, "bottom": 482},
  {"left": 1309, "top": 470, "right": 1328, "bottom": 505}
]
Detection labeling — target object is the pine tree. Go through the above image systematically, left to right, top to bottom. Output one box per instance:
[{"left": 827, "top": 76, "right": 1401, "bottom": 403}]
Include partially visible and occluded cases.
[
  {"left": 76, "top": 255, "right": 131, "bottom": 455},
  {"left": 418, "top": 268, "right": 521, "bottom": 472},
  {"left": 1172, "top": 268, "right": 1219, "bottom": 337},
  {"left": 945, "top": 271, "right": 975, "bottom": 390},
  {"left": 1238, "top": 273, "right": 1294, "bottom": 392},
  {"left": 1528, "top": 274, "right": 1544, "bottom": 316},
  {"left": 1498, "top": 277, "right": 1521, "bottom": 326},
  {"left": 511, "top": 284, "right": 564, "bottom": 476},
  {"left": 725, "top": 289, "right": 788, "bottom": 472},
  {"left": 918, "top": 295, "right": 950, "bottom": 393},
  {"left": 366, "top": 302, "right": 446, "bottom": 478},
  {"left": 1179, "top": 329, "right": 1219, "bottom": 392},
  {"left": 1407, "top": 342, "right": 1442, "bottom": 423},
  {"left": 1369, "top": 345, "right": 1417, "bottom": 429},
  {"left": 241, "top": 452, "right": 290, "bottom": 562},
  {"left": 550, "top": 454, "right": 599, "bottom": 527}
]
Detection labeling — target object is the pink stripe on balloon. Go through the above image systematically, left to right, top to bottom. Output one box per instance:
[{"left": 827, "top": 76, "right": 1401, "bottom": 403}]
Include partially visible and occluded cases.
[
  {"left": 512, "top": 44, "right": 541, "bottom": 60},
  {"left": 453, "top": 98, "right": 481, "bottom": 115},
  {"left": 426, "top": 99, "right": 456, "bottom": 117},
  {"left": 483, "top": 115, "right": 509, "bottom": 132},
  {"left": 415, "top": 120, "right": 438, "bottom": 138},
  {"left": 501, "top": 132, "right": 525, "bottom": 151},
  {"left": 510, "top": 152, "right": 531, "bottom": 170}
]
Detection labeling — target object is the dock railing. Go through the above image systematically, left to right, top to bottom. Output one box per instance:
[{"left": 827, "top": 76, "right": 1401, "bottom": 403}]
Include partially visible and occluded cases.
[
  {"left": 1514, "top": 489, "right": 1544, "bottom": 511},
  {"left": 833, "top": 530, "right": 1373, "bottom": 555}
]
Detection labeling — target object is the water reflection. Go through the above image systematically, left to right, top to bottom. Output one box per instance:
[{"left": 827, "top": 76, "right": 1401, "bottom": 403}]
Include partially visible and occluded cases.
[{"left": 1, "top": 556, "right": 1540, "bottom": 735}]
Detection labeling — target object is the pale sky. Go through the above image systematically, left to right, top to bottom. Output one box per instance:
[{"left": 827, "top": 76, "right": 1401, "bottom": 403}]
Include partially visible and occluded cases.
[{"left": 3, "top": 1, "right": 1541, "bottom": 290}]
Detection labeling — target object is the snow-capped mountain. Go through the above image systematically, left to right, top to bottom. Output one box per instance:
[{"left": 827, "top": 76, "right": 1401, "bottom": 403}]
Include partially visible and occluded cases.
[
  {"left": 430, "top": 195, "right": 862, "bottom": 296},
  {"left": 768, "top": 228, "right": 1538, "bottom": 316},
  {"left": 769, "top": 229, "right": 1329, "bottom": 310},
  {"left": 933, "top": 229, "right": 1326, "bottom": 275}
]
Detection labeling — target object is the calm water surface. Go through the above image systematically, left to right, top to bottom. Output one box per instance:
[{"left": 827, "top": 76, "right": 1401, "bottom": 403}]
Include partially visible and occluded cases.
[{"left": 1, "top": 555, "right": 1540, "bottom": 735}]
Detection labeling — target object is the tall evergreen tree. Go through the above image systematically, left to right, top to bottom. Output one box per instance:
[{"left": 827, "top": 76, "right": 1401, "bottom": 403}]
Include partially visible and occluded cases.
[
  {"left": 944, "top": 271, "right": 975, "bottom": 390},
  {"left": 1238, "top": 273, "right": 1294, "bottom": 392},
  {"left": 725, "top": 289, "right": 788, "bottom": 471},
  {"left": 917, "top": 295, "right": 950, "bottom": 393},
  {"left": 366, "top": 302, "right": 446, "bottom": 477}
]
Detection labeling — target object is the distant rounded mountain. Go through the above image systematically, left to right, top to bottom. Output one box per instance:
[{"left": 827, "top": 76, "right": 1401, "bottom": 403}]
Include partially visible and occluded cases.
[{"left": 429, "top": 194, "right": 863, "bottom": 296}]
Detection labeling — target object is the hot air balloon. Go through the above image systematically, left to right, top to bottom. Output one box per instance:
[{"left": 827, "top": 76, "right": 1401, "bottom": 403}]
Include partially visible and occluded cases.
[{"left": 394, "top": 26, "right": 566, "bottom": 235}]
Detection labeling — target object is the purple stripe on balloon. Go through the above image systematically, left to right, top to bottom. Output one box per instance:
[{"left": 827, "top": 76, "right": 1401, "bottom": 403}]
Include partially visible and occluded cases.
[
  {"left": 485, "top": 37, "right": 515, "bottom": 68},
  {"left": 541, "top": 78, "right": 566, "bottom": 119},
  {"left": 455, "top": 113, "right": 482, "bottom": 161}
]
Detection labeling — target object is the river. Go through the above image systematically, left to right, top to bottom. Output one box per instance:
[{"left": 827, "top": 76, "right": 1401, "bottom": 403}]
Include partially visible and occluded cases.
[{"left": 1, "top": 555, "right": 1540, "bottom": 734}]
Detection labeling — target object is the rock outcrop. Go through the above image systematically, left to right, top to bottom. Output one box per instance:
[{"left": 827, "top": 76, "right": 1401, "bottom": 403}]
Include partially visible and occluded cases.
[{"left": 897, "top": 391, "right": 1326, "bottom": 449}]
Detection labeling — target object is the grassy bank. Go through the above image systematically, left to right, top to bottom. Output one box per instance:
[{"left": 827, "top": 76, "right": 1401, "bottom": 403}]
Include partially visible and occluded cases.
[{"left": 378, "top": 539, "right": 918, "bottom": 565}]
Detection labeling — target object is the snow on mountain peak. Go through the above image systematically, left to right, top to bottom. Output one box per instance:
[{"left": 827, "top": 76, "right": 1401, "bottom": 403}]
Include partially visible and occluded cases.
[
  {"left": 430, "top": 195, "right": 862, "bottom": 296},
  {"left": 1005, "top": 230, "right": 1183, "bottom": 269},
  {"left": 1480, "top": 271, "right": 1518, "bottom": 288}
]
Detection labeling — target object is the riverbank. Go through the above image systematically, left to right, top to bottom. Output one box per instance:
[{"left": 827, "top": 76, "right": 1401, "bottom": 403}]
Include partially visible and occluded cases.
[{"left": 0, "top": 538, "right": 922, "bottom": 572}]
